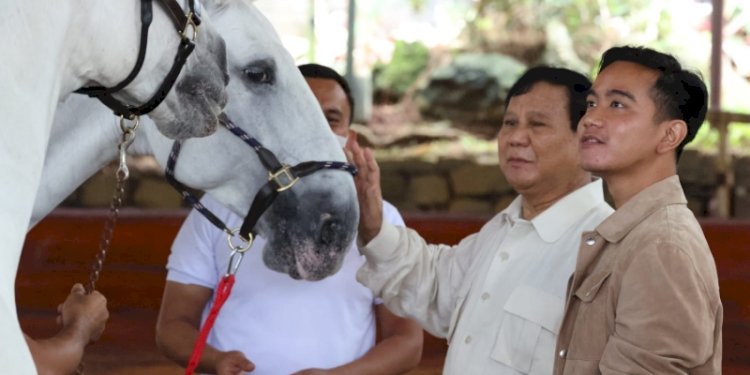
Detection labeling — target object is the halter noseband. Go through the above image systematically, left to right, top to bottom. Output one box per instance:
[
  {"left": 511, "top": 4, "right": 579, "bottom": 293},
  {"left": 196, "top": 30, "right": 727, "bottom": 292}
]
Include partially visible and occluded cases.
[
  {"left": 75, "top": 0, "right": 202, "bottom": 119},
  {"left": 164, "top": 118, "right": 357, "bottom": 247}
]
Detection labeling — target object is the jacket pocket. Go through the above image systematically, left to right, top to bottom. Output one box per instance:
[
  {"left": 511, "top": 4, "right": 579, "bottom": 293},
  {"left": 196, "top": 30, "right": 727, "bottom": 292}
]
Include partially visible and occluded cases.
[
  {"left": 574, "top": 272, "right": 611, "bottom": 302},
  {"left": 491, "top": 285, "right": 564, "bottom": 374}
]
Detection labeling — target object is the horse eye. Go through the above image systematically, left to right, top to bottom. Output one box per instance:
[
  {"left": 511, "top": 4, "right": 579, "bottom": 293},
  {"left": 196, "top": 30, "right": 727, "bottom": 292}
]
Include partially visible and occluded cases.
[{"left": 243, "top": 67, "right": 274, "bottom": 84}]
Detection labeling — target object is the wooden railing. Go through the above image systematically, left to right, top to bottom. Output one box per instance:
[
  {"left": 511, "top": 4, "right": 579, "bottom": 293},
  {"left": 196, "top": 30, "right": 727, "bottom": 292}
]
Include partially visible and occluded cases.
[
  {"left": 707, "top": 109, "right": 750, "bottom": 218},
  {"left": 16, "top": 209, "right": 750, "bottom": 372}
]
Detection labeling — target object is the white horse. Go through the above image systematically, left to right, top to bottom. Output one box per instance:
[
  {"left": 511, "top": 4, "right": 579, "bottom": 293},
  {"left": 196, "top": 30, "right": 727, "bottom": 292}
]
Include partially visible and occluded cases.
[
  {"left": 3, "top": 0, "right": 232, "bottom": 371},
  {"left": 33, "top": 0, "right": 358, "bottom": 344},
  {"left": 35, "top": 0, "right": 359, "bottom": 285}
]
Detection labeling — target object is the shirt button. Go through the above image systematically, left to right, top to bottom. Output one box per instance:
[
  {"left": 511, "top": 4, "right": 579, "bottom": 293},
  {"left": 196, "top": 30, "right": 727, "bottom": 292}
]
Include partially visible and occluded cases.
[
  {"left": 585, "top": 237, "right": 596, "bottom": 246},
  {"left": 499, "top": 251, "right": 509, "bottom": 261},
  {"left": 481, "top": 292, "right": 490, "bottom": 301},
  {"left": 465, "top": 335, "right": 472, "bottom": 344},
  {"left": 559, "top": 349, "right": 567, "bottom": 358}
]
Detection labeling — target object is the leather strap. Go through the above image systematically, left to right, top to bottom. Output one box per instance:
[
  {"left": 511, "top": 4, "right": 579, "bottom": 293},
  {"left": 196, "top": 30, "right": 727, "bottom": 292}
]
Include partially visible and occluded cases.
[
  {"left": 74, "top": 0, "right": 198, "bottom": 119},
  {"left": 74, "top": 0, "right": 153, "bottom": 101},
  {"left": 157, "top": 0, "right": 201, "bottom": 33},
  {"left": 165, "top": 119, "right": 357, "bottom": 242}
]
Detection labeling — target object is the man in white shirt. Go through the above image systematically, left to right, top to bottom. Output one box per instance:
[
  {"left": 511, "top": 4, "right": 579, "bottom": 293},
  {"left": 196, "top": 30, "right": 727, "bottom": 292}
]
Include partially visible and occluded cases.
[
  {"left": 155, "top": 64, "right": 423, "bottom": 374},
  {"left": 346, "top": 66, "right": 614, "bottom": 374}
]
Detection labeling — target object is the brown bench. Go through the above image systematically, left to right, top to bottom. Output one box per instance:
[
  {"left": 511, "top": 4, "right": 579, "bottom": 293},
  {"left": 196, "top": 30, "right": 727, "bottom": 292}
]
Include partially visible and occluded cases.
[{"left": 16, "top": 209, "right": 750, "bottom": 373}]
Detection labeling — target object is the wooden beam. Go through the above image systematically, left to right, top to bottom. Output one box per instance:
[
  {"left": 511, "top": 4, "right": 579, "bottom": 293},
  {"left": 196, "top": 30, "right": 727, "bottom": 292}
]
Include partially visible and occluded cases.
[{"left": 710, "top": 0, "right": 723, "bottom": 108}]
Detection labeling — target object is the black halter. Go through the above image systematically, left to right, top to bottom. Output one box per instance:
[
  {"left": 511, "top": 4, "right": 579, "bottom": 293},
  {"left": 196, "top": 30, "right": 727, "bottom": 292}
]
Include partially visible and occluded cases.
[
  {"left": 75, "top": 0, "right": 202, "bottom": 119},
  {"left": 165, "top": 119, "right": 357, "bottom": 245}
]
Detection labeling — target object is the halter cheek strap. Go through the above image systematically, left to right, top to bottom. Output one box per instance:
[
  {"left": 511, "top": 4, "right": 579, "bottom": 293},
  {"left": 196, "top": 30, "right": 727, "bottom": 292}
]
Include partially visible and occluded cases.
[
  {"left": 74, "top": 0, "right": 201, "bottom": 119},
  {"left": 159, "top": 0, "right": 202, "bottom": 35}
]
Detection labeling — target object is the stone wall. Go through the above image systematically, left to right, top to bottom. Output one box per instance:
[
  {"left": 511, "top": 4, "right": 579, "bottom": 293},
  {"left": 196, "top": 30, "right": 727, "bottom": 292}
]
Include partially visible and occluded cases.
[{"left": 62, "top": 149, "right": 750, "bottom": 218}]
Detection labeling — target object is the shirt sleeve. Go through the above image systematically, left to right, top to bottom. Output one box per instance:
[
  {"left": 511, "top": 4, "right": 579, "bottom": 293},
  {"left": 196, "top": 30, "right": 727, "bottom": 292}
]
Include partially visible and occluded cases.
[
  {"left": 166, "top": 196, "right": 228, "bottom": 289},
  {"left": 370, "top": 200, "right": 405, "bottom": 306},
  {"left": 382, "top": 200, "right": 405, "bottom": 227},
  {"left": 356, "top": 218, "right": 483, "bottom": 338},
  {"left": 599, "top": 243, "right": 718, "bottom": 373}
]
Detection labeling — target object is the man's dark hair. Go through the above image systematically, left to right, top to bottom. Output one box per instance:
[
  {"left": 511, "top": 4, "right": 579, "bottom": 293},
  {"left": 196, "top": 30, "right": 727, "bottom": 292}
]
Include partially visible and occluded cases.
[
  {"left": 599, "top": 46, "right": 708, "bottom": 161},
  {"left": 298, "top": 63, "right": 355, "bottom": 124},
  {"left": 504, "top": 66, "right": 591, "bottom": 132}
]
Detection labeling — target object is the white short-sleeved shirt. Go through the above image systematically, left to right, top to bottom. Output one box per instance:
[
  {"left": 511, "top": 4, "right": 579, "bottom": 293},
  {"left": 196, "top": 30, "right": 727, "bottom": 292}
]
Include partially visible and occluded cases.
[{"left": 167, "top": 194, "right": 404, "bottom": 374}]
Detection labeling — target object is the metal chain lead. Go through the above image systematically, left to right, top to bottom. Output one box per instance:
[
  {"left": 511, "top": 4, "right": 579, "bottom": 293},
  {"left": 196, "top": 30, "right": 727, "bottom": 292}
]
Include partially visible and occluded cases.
[
  {"left": 85, "top": 116, "right": 137, "bottom": 293},
  {"left": 76, "top": 117, "right": 138, "bottom": 375},
  {"left": 84, "top": 168, "right": 127, "bottom": 294}
]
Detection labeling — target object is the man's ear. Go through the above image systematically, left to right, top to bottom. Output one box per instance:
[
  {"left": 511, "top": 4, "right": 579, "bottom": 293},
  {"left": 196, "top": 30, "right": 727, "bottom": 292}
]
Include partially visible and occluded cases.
[{"left": 656, "top": 119, "right": 688, "bottom": 155}]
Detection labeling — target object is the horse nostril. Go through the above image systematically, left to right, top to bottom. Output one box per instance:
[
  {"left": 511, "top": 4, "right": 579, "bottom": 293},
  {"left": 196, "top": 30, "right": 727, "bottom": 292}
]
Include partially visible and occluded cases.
[{"left": 318, "top": 217, "right": 341, "bottom": 246}]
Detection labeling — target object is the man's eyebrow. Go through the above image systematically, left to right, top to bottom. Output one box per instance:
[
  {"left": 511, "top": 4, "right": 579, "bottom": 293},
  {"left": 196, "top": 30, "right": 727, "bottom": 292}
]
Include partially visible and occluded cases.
[
  {"left": 586, "top": 88, "right": 636, "bottom": 102},
  {"left": 607, "top": 89, "right": 636, "bottom": 102},
  {"left": 527, "top": 110, "right": 551, "bottom": 119}
]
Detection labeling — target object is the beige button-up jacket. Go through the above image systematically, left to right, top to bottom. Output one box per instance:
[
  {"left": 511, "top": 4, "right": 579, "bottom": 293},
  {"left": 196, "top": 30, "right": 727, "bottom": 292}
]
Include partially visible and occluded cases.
[{"left": 554, "top": 175, "right": 722, "bottom": 374}]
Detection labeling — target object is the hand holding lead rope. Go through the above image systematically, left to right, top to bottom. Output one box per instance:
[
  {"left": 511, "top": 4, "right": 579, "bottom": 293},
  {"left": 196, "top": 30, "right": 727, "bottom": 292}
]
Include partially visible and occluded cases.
[{"left": 76, "top": 116, "right": 138, "bottom": 374}]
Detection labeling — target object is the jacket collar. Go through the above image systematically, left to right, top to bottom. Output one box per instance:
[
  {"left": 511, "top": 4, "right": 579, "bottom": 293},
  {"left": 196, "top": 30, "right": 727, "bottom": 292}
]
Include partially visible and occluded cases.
[{"left": 597, "top": 175, "right": 687, "bottom": 243}]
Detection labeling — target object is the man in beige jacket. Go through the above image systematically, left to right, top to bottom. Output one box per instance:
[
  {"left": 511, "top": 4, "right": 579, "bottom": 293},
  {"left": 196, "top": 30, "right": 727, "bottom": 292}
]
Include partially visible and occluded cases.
[{"left": 554, "top": 45, "right": 722, "bottom": 374}]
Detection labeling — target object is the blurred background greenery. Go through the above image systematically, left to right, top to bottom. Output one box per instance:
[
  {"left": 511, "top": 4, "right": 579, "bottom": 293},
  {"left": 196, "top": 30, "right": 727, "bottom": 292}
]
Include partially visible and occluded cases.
[{"left": 256, "top": 0, "right": 750, "bottom": 153}]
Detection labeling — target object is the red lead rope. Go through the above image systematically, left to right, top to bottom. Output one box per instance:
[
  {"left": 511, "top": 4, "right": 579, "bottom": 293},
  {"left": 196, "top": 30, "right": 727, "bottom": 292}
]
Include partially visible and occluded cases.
[{"left": 185, "top": 274, "right": 236, "bottom": 375}]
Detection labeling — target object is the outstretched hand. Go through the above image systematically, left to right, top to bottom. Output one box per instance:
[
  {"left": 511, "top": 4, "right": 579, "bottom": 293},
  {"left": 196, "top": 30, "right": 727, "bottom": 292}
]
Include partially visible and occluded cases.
[
  {"left": 345, "top": 132, "right": 383, "bottom": 244},
  {"left": 56, "top": 283, "right": 108, "bottom": 344},
  {"left": 215, "top": 350, "right": 255, "bottom": 375}
]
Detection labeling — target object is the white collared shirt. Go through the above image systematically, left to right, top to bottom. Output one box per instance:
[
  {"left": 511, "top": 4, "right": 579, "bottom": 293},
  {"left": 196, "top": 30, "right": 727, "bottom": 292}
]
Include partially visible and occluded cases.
[{"left": 357, "top": 179, "right": 613, "bottom": 375}]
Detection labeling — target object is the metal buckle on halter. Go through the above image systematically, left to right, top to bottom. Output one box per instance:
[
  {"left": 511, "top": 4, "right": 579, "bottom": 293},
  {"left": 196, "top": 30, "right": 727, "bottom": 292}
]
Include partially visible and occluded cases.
[
  {"left": 181, "top": 11, "right": 199, "bottom": 40},
  {"left": 268, "top": 165, "right": 299, "bottom": 192},
  {"left": 225, "top": 228, "right": 253, "bottom": 275}
]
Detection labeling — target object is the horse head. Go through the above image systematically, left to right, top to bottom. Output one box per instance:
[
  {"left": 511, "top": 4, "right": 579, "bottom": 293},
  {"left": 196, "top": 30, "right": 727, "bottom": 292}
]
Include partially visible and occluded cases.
[
  {"left": 38, "top": 0, "right": 359, "bottom": 281},
  {"left": 148, "top": 0, "right": 359, "bottom": 280}
]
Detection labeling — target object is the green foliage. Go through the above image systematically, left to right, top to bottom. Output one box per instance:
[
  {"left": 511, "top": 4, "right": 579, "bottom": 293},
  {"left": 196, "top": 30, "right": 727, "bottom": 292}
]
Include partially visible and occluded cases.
[
  {"left": 409, "top": 0, "right": 426, "bottom": 12},
  {"left": 467, "top": 0, "right": 678, "bottom": 69},
  {"left": 373, "top": 40, "right": 430, "bottom": 101},
  {"left": 688, "top": 123, "right": 750, "bottom": 155},
  {"left": 688, "top": 123, "right": 719, "bottom": 151},
  {"left": 729, "top": 125, "right": 750, "bottom": 154}
]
